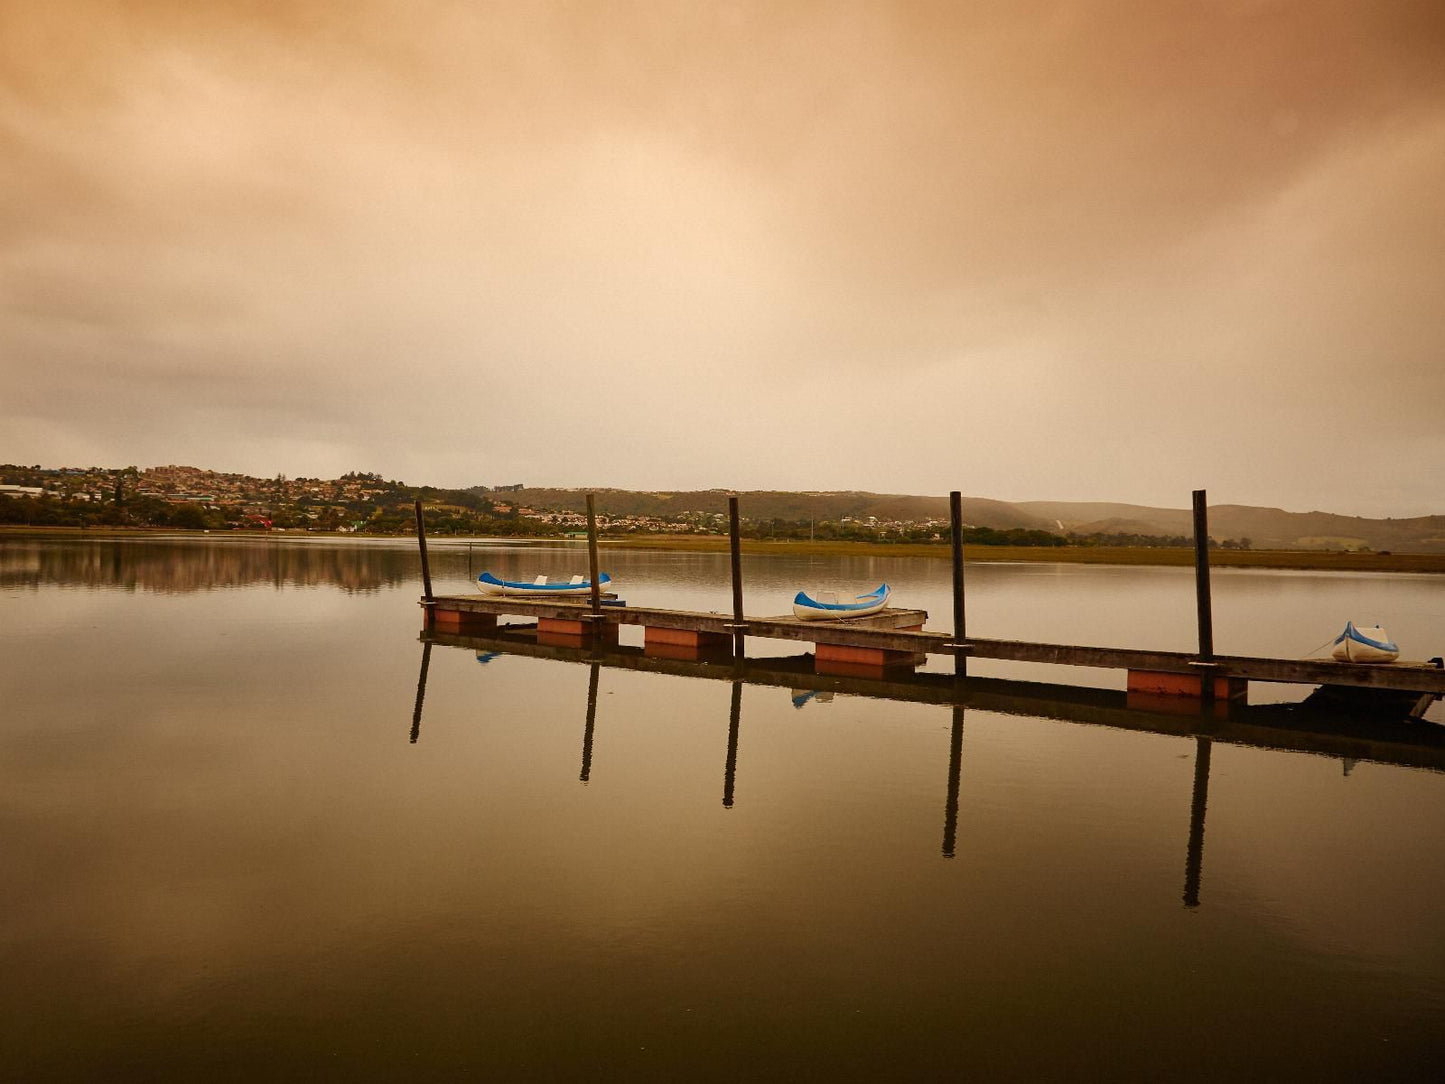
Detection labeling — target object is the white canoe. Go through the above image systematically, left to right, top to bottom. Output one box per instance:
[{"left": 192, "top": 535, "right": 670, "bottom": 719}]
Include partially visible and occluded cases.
[
  {"left": 477, "top": 571, "right": 612, "bottom": 597},
  {"left": 792, "top": 584, "right": 890, "bottom": 621},
  {"left": 1330, "top": 621, "right": 1399, "bottom": 663}
]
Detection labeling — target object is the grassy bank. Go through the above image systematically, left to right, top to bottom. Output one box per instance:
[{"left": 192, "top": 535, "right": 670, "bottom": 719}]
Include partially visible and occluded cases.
[
  {"left": 6, "top": 525, "right": 1444, "bottom": 573},
  {"left": 595, "top": 534, "right": 1445, "bottom": 573}
]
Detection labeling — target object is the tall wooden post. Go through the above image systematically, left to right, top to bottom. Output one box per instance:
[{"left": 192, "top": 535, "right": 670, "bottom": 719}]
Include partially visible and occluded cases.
[
  {"left": 1192, "top": 489, "right": 1215, "bottom": 703},
  {"left": 950, "top": 490, "right": 967, "bottom": 679},
  {"left": 586, "top": 493, "right": 602, "bottom": 619},
  {"left": 728, "top": 496, "right": 745, "bottom": 657},
  {"left": 414, "top": 500, "right": 433, "bottom": 603}
]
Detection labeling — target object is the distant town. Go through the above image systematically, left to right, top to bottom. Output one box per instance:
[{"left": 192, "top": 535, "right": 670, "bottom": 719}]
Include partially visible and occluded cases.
[
  {"left": 0, "top": 462, "right": 1070, "bottom": 546},
  {"left": 8, "top": 462, "right": 1444, "bottom": 553}
]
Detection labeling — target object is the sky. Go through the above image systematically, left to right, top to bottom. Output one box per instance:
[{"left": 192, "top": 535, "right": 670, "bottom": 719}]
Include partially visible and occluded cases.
[{"left": 2, "top": 1, "right": 1443, "bottom": 517}]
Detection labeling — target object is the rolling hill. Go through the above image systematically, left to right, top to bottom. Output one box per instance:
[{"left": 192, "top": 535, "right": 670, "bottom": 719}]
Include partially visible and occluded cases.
[{"left": 491, "top": 488, "right": 1445, "bottom": 552}]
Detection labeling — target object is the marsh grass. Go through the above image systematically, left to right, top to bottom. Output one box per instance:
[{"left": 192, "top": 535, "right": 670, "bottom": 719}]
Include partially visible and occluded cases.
[{"left": 598, "top": 534, "right": 1445, "bottom": 573}]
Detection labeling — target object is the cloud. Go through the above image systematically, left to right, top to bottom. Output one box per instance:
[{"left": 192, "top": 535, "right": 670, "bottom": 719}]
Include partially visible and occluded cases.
[{"left": 1, "top": 1, "right": 1443, "bottom": 514}]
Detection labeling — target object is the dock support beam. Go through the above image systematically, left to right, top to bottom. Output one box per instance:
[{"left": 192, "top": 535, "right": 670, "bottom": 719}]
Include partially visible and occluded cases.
[
  {"left": 1193, "top": 489, "right": 1216, "bottom": 706},
  {"left": 950, "top": 490, "right": 967, "bottom": 679},
  {"left": 728, "top": 496, "right": 745, "bottom": 657}
]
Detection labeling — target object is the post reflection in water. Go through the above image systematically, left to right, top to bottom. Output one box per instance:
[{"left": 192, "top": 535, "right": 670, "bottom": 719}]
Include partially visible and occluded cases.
[
  {"left": 414, "top": 630, "right": 1445, "bottom": 895},
  {"left": 410, "top": 641, "right": 432, "bottom": 744},
  {"left": 580, "top": 662, "right": 600, "bottom": 783},
  {"left": 723, "top": 680, "right": 742, "bottom": 809},
  {"left": 942, "top": 703, "right": 965, "bottom": 859},
  {"left": 1183, "top": 735, "right": 1213, "bottom": 908}
]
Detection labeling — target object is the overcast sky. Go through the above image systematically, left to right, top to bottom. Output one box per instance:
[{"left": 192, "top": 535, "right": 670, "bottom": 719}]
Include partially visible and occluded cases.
[{"left": 2, "top": 1, "right": 1442, "bottom": 516}]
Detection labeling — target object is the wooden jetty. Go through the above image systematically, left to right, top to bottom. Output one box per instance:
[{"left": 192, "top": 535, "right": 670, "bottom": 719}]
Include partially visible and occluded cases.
[{"left": 414, "top": 493, "right": 1445, "bottom": 704}]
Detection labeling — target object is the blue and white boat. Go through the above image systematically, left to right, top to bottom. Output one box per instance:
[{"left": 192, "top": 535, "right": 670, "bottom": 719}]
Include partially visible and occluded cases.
[
  {"left": 476, "top": 571, "right": 612, "bottom": 597},
  {"left": 792, "top": 584, "right": 890, "bottom": 621},
  {"left": 1330, "top": 621, "right": 1399, "bottom": 663}
]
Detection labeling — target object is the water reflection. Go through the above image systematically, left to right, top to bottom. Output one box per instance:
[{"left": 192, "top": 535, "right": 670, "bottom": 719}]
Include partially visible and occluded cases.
[
  {"left": 0, "top": 536, "right": 417, "bottom": 593},
  {"left": 418, "top": 625, "right": 1445, "bottom": 906},
  {"left": 410, "top": 641, "right": 432, "bottom": 744},
  {"left": 580, "top": 662, "right": 599, "bottom": 783},
  {"left": 724, "top": 680, "right": 742, "bottom": 809},
  {"left": 790, "top": 688, "right": 834, "bottom": 708},
  {"left": 942, "top": 704, "right": 965, "bottom": 859},
  {"left": 1183, "top": 736, "right": 1212, "bottom": 908}
]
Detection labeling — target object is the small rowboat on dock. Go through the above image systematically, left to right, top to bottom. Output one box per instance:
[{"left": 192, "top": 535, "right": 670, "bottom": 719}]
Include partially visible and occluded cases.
[
  {"left": 477, "top": 571, "right": 613, "bottom": 597},
  {"left": 792, "top": 584, "right": 891, "bottom": 621},
  {"left": 1330, "top": 621, "right": 1400, "bottom": 663}
]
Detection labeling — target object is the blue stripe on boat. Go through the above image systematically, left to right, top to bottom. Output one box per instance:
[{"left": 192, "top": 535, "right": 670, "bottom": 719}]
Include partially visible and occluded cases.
[
  {"left": 478, "top": 571, "right": 611, "bottom": 591},
  {"left": 792, "top": 584, "right": 889, "bottom": 610},
  {"left": 1333, "top": 620, "right": 1399, "bottom": 653}
]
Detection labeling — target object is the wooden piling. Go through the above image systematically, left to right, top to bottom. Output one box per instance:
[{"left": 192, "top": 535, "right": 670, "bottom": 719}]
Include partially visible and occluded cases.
[
  {"left": 1192, "top": 489, "right": 1215, "bottom": 705},
  {"left": 950, "top": 490, "right": 967, "bottom": 679},
  {"left": 586, "top": 493, "right": 602, "bottom": 619},
  {"left": 728, "top": 496, "right": 745, "bottom": 656},
  {"left": 414, "top": 500, "right": 433, "bottom": 604}
]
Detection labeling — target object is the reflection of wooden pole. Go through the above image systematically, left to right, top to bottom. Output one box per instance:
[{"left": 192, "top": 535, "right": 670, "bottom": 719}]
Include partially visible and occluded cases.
[
  {"left": 1193, "top": 489, "right": 1214, "bottom": 705},
  {"left": 950, "top": 490, "right": 967, "bottom": 679},
  {"left": 586, "top": 494, "right": 602, "bottom": 618},
  {"left": 728, "top": 496, "right": 745, "bottom": 657},
  {"left": 414, "top": 500, "right": 433, "bottom": 603},
  {"left": 410, "top": 640, "right": 432, "bottom": 744},
  {"left": 580, "top": 662, "right": 599, "bottom": 783},
  {"left": 723, "top": 680, "right": 742, "bottom": 808},
  {"left": 942, "top": 702, "right": 964, "bottom": 858},
  {"left": 1183, "top": 735, "right": 1212, "bottom": 907}
]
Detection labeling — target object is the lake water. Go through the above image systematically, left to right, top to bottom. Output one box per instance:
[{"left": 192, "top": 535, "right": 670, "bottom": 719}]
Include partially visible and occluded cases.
[{"left": 3, "top": 535, "right": 1443, "bottom": 1079}]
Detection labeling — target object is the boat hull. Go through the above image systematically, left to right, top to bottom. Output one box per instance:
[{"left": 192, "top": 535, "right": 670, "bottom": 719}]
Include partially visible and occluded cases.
[
  {"left": 477, "top": 572, "right": 612, "bottom": 597},
  {"left": 792, "top": 585, "right": 890, "bottom": 621},
  {"left": 1330, "top": 622, "right": 1400, "bottom": 663}
]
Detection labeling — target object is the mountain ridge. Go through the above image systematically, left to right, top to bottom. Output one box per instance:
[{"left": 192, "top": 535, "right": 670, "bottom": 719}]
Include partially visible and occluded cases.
[{"left": 500, "top": 488, "right": 1445, "bottom": 553}]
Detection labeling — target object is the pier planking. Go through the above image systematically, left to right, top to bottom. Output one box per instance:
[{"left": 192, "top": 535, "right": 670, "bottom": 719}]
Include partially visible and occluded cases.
[{"left": 421, "top": 594, "right": 1445, "bottom": 695}]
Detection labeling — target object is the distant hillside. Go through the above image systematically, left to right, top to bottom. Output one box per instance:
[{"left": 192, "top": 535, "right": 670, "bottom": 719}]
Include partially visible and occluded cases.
[
  {"left": 499, "top": 488, "right": 1445, "bottom": 553},
  {"left": 493, "top": 489, "right": 1054, "bottom": 531},
  {"left": 1017, "top": 499, "right": 1445, "bottom": 553}
]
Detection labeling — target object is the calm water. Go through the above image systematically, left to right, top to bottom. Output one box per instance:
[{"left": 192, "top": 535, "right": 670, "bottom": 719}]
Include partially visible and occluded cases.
[{"left": 3, "top": 535, "right": 1443, "bottom": 1079}]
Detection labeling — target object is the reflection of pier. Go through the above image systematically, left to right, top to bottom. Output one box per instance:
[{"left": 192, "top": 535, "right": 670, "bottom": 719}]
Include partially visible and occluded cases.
[
  {"left": 410, "top": 626, "right": 1445, "bottom": 905},
  {"left": 420, "top": 627, "right": 1445, "bottom": 772},
  {"left": 580, "top": 662, "right": 599, "bottom": 783},
  {"left": 942, "top": 704, "right": 964, "bottom": 859},
  {"left": 1183, "top": 737, "right": 1212, "bottom": 908}
]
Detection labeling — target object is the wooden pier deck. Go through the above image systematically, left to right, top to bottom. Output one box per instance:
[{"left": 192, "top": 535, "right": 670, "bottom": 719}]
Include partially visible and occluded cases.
[{"left": 422, "top": 594, "right": 1445, "bottom": 696}]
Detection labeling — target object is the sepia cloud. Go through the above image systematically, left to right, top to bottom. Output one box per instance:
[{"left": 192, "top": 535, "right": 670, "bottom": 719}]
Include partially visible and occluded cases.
[{"left": 2, "top": 1, "right": 1443, "bottom": 514}]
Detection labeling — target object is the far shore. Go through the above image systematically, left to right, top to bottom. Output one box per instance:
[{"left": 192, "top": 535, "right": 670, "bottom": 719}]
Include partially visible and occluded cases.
[{"left": 5, "top": 524, "right": 1445, "bottom": 573}]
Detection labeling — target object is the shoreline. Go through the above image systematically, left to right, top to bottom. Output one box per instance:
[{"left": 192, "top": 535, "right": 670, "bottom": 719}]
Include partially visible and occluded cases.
[{"left": 4, "top": 525, "right": 1445, "bottom": 573}]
